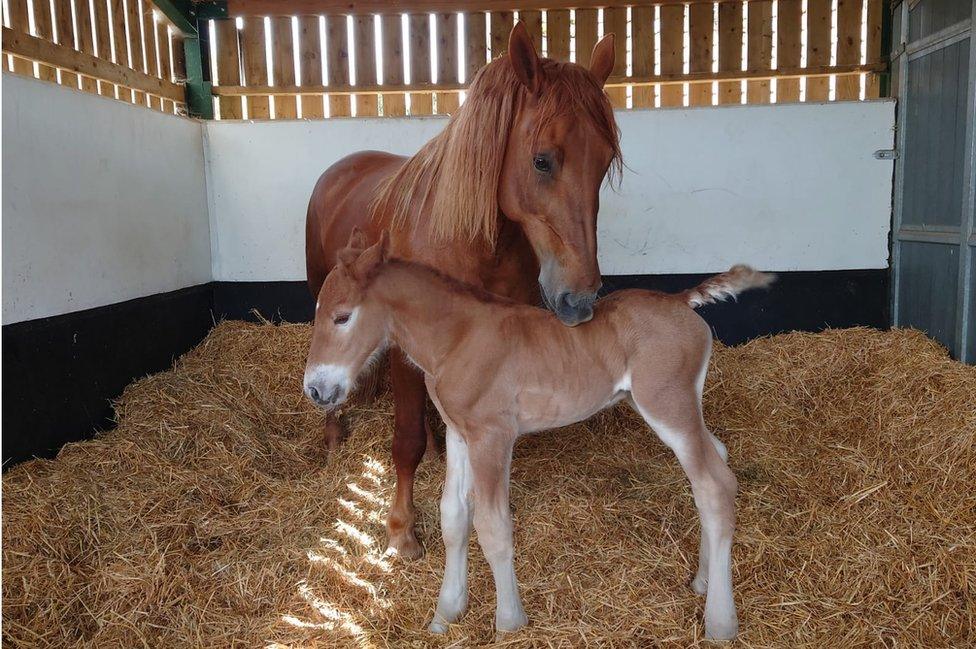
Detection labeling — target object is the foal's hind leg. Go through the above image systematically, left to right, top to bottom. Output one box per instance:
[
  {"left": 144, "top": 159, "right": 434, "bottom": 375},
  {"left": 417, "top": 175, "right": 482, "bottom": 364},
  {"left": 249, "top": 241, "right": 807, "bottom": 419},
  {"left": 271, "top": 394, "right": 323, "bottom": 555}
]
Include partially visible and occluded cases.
[{"left": 630, "top": 376, "right": 738, "bottom": 641}]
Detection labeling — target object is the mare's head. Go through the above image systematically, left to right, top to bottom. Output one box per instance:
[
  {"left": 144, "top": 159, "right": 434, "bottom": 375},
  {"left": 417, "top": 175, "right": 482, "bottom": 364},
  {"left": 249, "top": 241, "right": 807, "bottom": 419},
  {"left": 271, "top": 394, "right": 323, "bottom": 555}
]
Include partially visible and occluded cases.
[
  {"left": 377, "top": 22, "right": 621, "bottom": 326},
  {"left": 304, "top": 230, "right": 391, "bottom": 410}
]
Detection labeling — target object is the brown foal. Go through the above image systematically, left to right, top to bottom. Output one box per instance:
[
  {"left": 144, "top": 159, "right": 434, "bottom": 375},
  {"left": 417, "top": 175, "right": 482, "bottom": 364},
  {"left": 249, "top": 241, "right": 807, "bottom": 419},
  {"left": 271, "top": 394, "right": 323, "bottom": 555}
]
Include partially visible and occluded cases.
[{"left": 304, "top": 232, "right": 774, "bottom": 641}]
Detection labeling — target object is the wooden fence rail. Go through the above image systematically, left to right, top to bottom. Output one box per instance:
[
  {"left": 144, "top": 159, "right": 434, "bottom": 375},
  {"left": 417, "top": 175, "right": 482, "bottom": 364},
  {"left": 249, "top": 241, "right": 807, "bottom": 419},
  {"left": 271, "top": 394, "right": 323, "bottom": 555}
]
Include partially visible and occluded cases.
[
  {"left": 2, "top": 0, "right": 187, "bottom": 114},
  {"left": 208, "top": 0, "right": 885, "bottom": 120},
  {"left": 1, "top": 1, "right": 885, "bottom": 120}
]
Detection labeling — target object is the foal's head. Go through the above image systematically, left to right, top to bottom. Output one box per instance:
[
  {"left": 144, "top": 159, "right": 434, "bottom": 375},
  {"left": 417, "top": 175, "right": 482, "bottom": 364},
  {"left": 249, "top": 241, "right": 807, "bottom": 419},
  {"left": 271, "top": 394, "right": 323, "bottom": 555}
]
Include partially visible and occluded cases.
[{"left": 303, "top": 230, "right": 391, "bottom": 410}]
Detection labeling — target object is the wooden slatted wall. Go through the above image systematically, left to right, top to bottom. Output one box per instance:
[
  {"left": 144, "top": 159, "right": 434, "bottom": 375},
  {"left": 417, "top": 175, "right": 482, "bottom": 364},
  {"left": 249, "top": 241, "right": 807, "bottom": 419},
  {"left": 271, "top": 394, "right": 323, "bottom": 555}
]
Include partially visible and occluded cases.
[
  {"left": 2, "top": 0, "right": 187, "bottom": 113},
  {"left": 201, "top": 1, "right": 888, "bottom": 121}
]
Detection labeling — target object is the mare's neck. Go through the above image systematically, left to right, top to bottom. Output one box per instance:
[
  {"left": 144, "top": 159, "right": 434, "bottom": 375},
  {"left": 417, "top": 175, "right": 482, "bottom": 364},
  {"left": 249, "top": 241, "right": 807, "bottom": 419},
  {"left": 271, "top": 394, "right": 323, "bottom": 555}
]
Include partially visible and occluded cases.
[{"left": 373, "top": 263, "right": 481, "bottom": 374}]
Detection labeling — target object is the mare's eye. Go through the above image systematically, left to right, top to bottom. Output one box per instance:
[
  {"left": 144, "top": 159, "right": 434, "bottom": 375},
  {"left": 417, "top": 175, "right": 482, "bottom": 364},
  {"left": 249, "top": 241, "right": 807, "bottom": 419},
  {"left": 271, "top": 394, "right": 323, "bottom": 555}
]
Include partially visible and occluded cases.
[
  {"left": 533, "top": 155, "right": 552, "bottom": 174},
  {"left": 333, "top": 313, "right": 351, "bottom": 326}
]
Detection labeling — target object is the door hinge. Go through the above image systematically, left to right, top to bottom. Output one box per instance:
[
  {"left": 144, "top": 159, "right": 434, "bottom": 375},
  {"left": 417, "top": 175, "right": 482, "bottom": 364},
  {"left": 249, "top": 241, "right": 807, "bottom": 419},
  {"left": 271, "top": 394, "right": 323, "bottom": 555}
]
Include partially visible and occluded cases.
[{"left": 874, "top": 149, "right": 899, "bottom": 160}]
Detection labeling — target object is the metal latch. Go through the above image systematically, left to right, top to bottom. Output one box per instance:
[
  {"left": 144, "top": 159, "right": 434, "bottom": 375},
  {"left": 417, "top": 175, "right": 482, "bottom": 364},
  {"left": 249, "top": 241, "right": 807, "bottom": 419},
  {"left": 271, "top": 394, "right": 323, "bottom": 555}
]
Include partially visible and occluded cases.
[{"left": 874, "top": 149, "right": 899, "bottom": 160}]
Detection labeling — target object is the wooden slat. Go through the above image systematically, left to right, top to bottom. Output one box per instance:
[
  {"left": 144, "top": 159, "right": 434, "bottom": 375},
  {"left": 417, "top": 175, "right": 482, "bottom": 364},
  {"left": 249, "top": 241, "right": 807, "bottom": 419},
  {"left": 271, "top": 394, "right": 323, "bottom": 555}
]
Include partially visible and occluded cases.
[
  {"left": 7, "top": 0, "right": 34, "bottom": 74},
  {"left": 31, "top": 0, "right": 58, "bottom": 80},
  {"left": 52, "top": 0, "right": 79, "bottom": 86},
  {"left": 76, "top": 0, "right": 100, "bottom": 92},
  {"left": 93, "top": 0, "right": 115, "bottom": 95},
  {"left": 109, "top": 0, "right": 128, "bottom": 98},
  {"left": 126, "top": 0, "right": 147, "bottom": 102},
  {"left": 138, "top": 0, "right": 155, "bottom": 101},
  {"left": 746, "top": 0, "right": 772, "bottom": 104},
  {"left": 776, "top": 0, "right": 801, "bottom": 103},
  {"left": 806, "top": 0, "right": 831, "bottom": 101},
  {"left": 835, "top": 0, "right": 862, "bottom": 101},
  {"left": 864, "top": 0, "right": 882, "bottom": 98},
  {"left": 229, "top": 1, "right": 747, "bottom": 17},
  {"left": 717, "top": 1, "right": 742, "bottom": 105},
  {"left": 688, "top": 2, "right": 712, "bottom": 106},
  {"left": 659, "top": 4, "right": 683, "bottom": 107},
  {"left": 631, "top": 5, "right": 653, "bottom": 107},
  {"left": 602, "top": 6, "right": 626, "bottom": 107},
  {"left": 573, "top": 7, "right": 596, "bottom": 67},
  {"left": 519, "top": 8, "right": 541, "bottom": 49},
  {"left": 545, "top": 8, "right": 569, "bottom": 61},
  {"left": 464, "top": 10, "right": 486, "bottom": 80},
  {"left": 489, "top": 10, "right": 512, "bottom": 58},
  {"left": 435, "top": 12, "right": 458, "bottom": 113},
  {"left": 381, "top": 13, "right": 405, "bottom": 115},
  {"left": 407, "top": 13, "right": 431, "bottom": 114},
  {"left": 326, "top": 14, "right": 350, "bottom": 117},
  {"left": 352, "top": 14, "right": 377, "bottom": 116},
  {"left": 299, "top": 15, "right": 325, "bottom": 118},
  {"left": 153, "top": 16, "right": 168, "bottom": 110},
  {"left": 240, "top": 16, "right": 270, "bottom": 118},
  {"left": 273, "top": 16, "right": 297, "bottom": 117},
  {"left": 216, "top": 19, "right": 243, "bottom": 118},
  {"left": 156, "top": 20, "right": 175, "bottom": 113},
  {"left": 1, "top": 26, "right": 184, "bottom": 98},
  {"left": 172, "top": 30, "right": 185, "bottom": 85},
  {"left": 214, "top": 64, "right": 884, "bottom": 96}
]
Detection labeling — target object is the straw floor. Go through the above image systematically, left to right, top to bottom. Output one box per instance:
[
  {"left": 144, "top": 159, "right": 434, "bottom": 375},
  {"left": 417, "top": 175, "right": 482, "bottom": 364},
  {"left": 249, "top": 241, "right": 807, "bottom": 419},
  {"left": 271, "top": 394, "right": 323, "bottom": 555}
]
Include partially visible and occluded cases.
[{"left": 3, "top": 322, "right": 974, "bottom": 647}]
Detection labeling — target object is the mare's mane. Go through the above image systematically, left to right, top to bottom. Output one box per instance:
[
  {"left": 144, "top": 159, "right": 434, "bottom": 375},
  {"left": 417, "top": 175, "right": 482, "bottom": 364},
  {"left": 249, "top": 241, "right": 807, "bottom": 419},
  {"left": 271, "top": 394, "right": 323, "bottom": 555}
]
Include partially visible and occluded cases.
[{"left": 370, "top": 54, "right": 622, "bottom": 249}]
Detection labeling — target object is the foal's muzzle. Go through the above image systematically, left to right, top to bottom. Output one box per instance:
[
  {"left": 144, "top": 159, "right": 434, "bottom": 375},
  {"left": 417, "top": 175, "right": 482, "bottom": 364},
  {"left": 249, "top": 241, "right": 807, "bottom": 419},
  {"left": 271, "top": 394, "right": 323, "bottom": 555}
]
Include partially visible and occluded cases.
[
  {"left": 553, "top": 290, "right": 598, "bottom": 326},
  {"left": 303, "top": 365, "right": 351, "bottom": 410},
  {"left": 304, "top": 383, "right": 346, "bottom": 409}
]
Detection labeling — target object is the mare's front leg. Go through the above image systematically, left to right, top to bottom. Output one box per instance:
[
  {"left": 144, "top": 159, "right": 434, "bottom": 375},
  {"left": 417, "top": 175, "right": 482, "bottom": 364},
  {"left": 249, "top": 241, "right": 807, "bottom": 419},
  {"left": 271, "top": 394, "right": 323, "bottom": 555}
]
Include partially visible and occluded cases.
[
  {"left": 386, "top": 348, "right": 432, "bottom": 559},
  {"left": 429, "top": 427, "right": 474, "bottom": 632},
  {"left": 469, "top": 433, "right": 527, "bottom": 635}
]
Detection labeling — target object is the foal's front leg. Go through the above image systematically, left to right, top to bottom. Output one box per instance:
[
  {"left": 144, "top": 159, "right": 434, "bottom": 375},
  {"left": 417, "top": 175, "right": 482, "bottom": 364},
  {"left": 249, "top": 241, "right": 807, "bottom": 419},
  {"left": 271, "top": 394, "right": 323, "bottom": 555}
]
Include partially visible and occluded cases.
[
  {"left": 430, "top": 428, "right": 474, "bottom": 632},
  {"left": 469, "top": 434, "right": 527, "bottom": 634}
]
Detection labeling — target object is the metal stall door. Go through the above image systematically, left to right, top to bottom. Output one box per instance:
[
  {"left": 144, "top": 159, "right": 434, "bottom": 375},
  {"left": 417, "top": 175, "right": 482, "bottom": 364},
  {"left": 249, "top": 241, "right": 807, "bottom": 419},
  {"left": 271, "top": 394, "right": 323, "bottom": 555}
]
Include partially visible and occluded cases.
[{"left": 891, "top": 0, "right": 976, "bottom": 363}]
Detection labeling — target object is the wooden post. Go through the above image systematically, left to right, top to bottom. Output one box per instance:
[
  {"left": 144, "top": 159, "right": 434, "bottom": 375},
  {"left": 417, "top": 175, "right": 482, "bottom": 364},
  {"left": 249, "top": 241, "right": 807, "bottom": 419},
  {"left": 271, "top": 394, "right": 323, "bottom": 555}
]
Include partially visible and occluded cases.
[
  {"left": 32, "top": 0, "right": 58, "bottom": 80},
  {"left": 747, "top": 0, "right": 772, "bottom": 104},
  {"left": 777, "top": 0, "right": 802, "bottom": 103},
  {"left": 806, "top": 0, "right": 831, "bottom": 102},
  {"left": 835, "top": 0, "right": 864, "bottom": 101},
  {"left": 688, "top": 2, "right": 713, "bottom": 106},
  {"left": 659, "top": 4, "right": 683, "bottom": 107},
  {"left": 631, "top": 5, "right": 653, "bottom": 108},
  {"left": 602, "top": 6, "right": 627, "bottom": 108},
  {"left": 546, "top": 8, "right": 569, "bottom": 61},
  {"left": 573, "top": 8, "right": 596, "bottom": 67},
  {"left": 464, "top": 10, "right": 486, "bottom": 80},
  {"left": 489, "top": 10, "right": 512, "bottom": 59},
  {"left": 435, "top": 12, "right": 458, "bottom": 114},
  {"left": 382, "top": 13, "right": 406, "bottom": 116},
  {"left": 326, "top": 14, "right": 350, "bottom": 117},
  {"left": 352, "top": 14, "right": 377, "bottom": 116},
  {"left": 299, "top": 15, "right": 325, "bottom": 118},
  {"left": 240, "top": 16, "right": 270, "bottom": 119},
  {"left": 273, "top": 16, "right": 297, "bottom": 117}
]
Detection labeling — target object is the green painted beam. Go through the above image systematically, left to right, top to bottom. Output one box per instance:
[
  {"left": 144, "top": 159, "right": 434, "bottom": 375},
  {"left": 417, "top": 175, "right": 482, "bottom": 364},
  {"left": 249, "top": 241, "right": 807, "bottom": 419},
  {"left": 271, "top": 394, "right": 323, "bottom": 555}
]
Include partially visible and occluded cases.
[{"left": 151, "top": 0, "right": 226, "bottom": 118}]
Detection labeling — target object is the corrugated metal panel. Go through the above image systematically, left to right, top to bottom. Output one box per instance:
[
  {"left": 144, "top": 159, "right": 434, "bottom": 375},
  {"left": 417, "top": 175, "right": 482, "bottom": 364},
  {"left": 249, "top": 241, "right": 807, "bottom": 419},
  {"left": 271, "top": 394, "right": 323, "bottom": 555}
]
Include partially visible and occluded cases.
[
  {"left": 902, "top": 39, "right": 970, "bottom": 228},
  {"left": 897, "top": 241, "right": 960, "bottom": 351}
]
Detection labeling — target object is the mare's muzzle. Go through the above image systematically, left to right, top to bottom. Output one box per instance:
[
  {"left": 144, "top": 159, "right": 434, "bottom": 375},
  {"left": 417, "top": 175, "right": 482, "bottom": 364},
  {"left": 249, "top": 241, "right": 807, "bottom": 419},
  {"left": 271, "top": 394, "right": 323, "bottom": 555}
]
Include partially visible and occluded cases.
[{"left": 552, "top": 290, "right": 598, "bottom": 326}]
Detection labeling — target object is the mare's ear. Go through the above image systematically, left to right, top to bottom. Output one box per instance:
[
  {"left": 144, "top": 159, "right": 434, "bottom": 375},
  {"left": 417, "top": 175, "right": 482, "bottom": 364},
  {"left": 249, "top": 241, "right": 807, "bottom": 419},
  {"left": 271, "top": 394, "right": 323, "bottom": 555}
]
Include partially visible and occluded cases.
[
  {"left": 509, "top": 21, "right": 544, "bottom": 95},
  {"left": 589, "top": 33, "right": 615, "bottom": 86}
]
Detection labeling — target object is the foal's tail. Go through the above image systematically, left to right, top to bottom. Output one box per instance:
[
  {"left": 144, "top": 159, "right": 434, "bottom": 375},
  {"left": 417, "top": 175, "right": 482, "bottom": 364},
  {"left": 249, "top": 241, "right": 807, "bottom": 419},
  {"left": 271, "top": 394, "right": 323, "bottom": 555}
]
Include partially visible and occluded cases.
[{"left": 682, "top": 265, "right": 776, "bottom": 309}]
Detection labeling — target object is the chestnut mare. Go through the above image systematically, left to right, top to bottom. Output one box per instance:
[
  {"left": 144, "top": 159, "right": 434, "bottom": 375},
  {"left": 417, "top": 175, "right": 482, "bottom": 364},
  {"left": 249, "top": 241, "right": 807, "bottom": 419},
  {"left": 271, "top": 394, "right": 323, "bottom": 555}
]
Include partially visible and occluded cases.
[
  {"left": 305, "top": 23, "right": 621, "bottom": 558},
  {"left": 304, "top": 232, "right": 774, "bottom": 640}
]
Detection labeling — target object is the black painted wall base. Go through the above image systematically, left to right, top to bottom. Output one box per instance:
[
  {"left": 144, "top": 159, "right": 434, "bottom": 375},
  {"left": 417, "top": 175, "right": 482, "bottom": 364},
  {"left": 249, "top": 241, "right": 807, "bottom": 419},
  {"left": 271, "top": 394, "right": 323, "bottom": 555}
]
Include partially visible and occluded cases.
[
  {"left": 3, "top": 269, "right": 887, "bottom": 467},
  {"left": 2, "top": 285, "right": 213, "bottom": 467}
]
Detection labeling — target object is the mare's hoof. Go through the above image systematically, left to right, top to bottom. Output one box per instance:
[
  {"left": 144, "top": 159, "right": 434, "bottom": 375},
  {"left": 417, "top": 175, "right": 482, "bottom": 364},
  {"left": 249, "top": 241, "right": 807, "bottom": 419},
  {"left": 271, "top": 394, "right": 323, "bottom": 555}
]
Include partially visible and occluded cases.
[
  {"left": 386, "top": 531, "right": 424, "bottom": 561},
  {"left": 691, "top": 574, "right": 708, "bottom": 595},
  {"left": 495, "top": 611, "right": 528, "bottom": 636}
]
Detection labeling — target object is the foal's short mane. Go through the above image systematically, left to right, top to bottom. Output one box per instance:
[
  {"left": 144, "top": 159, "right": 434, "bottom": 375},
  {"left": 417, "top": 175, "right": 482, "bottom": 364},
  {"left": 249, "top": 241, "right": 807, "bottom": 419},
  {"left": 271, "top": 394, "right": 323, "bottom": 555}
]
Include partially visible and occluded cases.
[
  {"left": 371, "top": 56, "right": 622, "bottom": 249},
  {"left": 369, "top": 258, "right": 519, "bottom": 306}
]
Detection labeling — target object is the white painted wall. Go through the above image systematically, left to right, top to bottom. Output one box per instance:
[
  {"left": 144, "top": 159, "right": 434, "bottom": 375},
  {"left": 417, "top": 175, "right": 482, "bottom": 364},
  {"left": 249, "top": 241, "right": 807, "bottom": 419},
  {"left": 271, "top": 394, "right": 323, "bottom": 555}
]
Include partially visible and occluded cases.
[
  {"left": 2, "top": 74, "right": 212, "bottom": 324},
  {"left": 205, "top": 100, "right": 894, "bottom": 281}
]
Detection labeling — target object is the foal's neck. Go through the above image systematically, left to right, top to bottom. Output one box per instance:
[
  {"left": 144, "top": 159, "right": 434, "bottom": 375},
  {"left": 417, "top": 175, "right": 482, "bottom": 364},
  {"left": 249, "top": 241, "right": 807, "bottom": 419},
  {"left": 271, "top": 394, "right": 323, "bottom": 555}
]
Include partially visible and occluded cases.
[{"left": 372, "top": 262, "right": 485, "bottom": 374}]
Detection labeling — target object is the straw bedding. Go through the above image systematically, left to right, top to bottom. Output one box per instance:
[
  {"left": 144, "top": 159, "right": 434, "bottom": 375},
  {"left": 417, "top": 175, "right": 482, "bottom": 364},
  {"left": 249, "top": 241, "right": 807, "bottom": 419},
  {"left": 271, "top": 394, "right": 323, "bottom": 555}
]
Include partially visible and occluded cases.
[{"left": 3, "top": 322, "right": 974, "bottom": 647}]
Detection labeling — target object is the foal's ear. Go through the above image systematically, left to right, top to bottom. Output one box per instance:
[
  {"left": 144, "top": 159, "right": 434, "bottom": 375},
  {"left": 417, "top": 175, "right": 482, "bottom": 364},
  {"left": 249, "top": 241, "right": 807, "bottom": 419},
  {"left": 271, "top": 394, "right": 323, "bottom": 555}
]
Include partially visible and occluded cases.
[
  {"left": 509, "top": 21, "right": 543, "bottom": 95},
  {"left": 589, "top": 33, "right": 615, "bottom": 87},
  {"left": 346, "top": 227, "right": 367, "bottom": 251},
  {"left": 377, "top": 229, "right": 391, "bottom": 262}
]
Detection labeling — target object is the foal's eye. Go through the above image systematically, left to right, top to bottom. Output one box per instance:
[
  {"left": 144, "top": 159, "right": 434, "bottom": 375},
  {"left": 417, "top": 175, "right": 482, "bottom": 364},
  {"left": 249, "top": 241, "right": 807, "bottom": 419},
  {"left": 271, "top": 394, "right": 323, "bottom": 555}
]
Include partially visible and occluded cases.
[
  {"left": 533, "top": 155, "right": 552, "bottom": 174},
  {"left": 333, "top": 313, "right": 351, "bottom": 326}
]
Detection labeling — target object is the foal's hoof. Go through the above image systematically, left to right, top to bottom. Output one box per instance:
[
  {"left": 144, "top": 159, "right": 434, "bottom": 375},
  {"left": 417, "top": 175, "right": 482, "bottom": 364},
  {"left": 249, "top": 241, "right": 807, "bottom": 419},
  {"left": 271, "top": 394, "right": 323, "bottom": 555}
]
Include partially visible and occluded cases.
[
  {"left": 386, "top": 530, "right": 424, "bottom": 561},
  {"left": 704, "top": 618, "right": 738, "bottom": 642}
]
